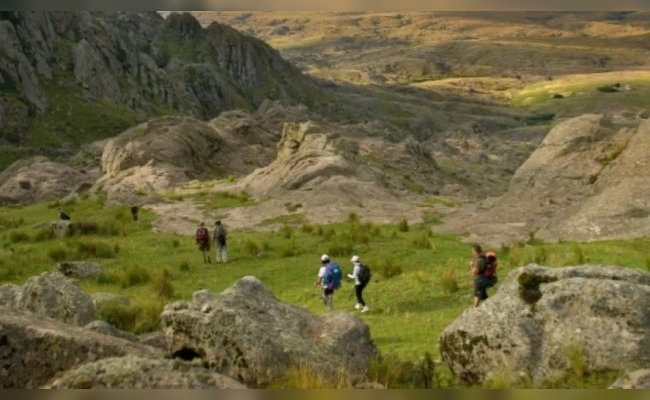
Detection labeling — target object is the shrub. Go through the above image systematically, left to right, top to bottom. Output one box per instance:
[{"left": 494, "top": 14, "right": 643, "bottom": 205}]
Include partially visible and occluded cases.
[
  {"left": 0, "top": 216, "right": 24, "bottom": 229},
  {"left": 397, "top": 218, "right": 409, "bottom": 232},
  {"left": 66, "top": 221, "right": 100, "bottom": 236},
  {"left": 280, "top": 224, "right": 293, "bottom": 239},
  {"left": 300, "top": 224, "right": 314, "bottom": 234},
  {"left": 315, "top": 226, "right": 324, "bottom": 236},
  {"left": 33, "top": 227, "right": 56, "bottom": 241},
  {"left": 322, "top": 227, "right": 336, "bottom": 240},
  {"left": 9, "top": 231, "right": 30, "bottom": 243},
  {"left": 413, "top": 233, "right": 432, "bottom": 249},
  {"left": 171, "top": 239, "right": 180, "bottom": 248},
  {"left": 243, "top": 239, "right": 261, "bottom": 257},
  {"left": 327, "top": 239, "right": 354, "bottom": 258},
  {"left": 75, "top": 240, "right": 117, "bottom": 259},
  {"left": 279, "top": 242, "right": 300, "bottom": 258},
  {"left": 48, "top": 246, "right": 69, "bottom": 262},
  {"left": 376, "top": 258, "right": 403, "bottom": 280},
  {"left": 179, "top": 261, "right": 191, "bottom": 272},
  {"left": 121, "top": 265, "right": 151, "bottom": 288},
  {"left": 439, "top": 268, "right": 459, "bottom": 294},
  {"left": 152, "top": 269, "right": 175, "bottom": 299},
  {"left": 95, "top": 271, "right": 121, "bottom": 285},
  {"left": 97, "top": 299, "right": 163, "bottom": 334}
]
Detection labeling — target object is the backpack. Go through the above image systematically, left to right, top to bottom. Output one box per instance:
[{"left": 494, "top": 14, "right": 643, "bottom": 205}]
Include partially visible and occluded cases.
[
  {"left": 215, "top": 225, "right": 227, "bottom": 242},
  {"left": 196, "top": 227, "right": 209, "bottom": 243},
  {"left": 482, "top": 251, "right": 498, "bottom": 288},
  {"left": 323, "top": 262, "right": 342, "bottom": 290},
  {"left": 358, "top": 263, "right": 371, "bottom": 285}
]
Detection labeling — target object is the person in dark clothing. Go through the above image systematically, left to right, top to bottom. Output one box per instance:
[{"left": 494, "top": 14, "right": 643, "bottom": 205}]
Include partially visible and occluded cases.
[
  {"left": 130, "top": 205, "right": 139, "bottom": 222},
  {"left": 58, "top": 208, "right": 71, "bottom": 220},
  {"left": 213, "top": 220, "right": 228, "bottom": 263},
  {"left": 470, "top": 243, "right": 488, "bottom": 307},
  {"left": 347, "top": 254, "right": 369, "bottom": 313}
]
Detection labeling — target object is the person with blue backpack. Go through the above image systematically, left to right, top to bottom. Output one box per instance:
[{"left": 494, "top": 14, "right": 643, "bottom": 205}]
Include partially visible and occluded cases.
[{"left": 315, "top": 254, "right": 342, "bottom": 311}]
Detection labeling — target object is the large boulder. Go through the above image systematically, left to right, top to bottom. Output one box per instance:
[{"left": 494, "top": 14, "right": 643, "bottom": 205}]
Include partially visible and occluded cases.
[
  {"left": 438, "top": 264, "right": 650, "bottom": 386},
  {"left": 2, "top": 271, "right": 97, "bottom": 326},
  {"left": 160, "top": 276, "right": 378, "bottom": 388},
  {"left": 0, "top": 306, "right": 162, "bottom": 388},
  {"left": 42, "top": 356, "right": 247, "bottom": 388}
]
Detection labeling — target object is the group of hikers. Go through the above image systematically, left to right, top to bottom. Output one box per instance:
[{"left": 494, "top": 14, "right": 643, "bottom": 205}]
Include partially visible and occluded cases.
[
  {"left": 193, "top": 217, "right": 498, "bottom": 312},
  {"left": 195, "top": 221, "right": 229, "bottom": 264}
]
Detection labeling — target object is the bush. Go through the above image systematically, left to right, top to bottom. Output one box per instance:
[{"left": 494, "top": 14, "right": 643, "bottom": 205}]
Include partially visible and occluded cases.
[
  {"left": 397, "top": 218, "right": 409, "bottom": 232},
  {"left": 66, "top": 221, "right": 99, "bottom": 236},
  {"left": 9, "top": 231, "right": 30, "bottom": 243},
  {"left": 413, "top": 233, "right": 432, "bottom": 249},
  {"left": 75, "top": 240, "right": 118, "bottom": 259},
  {"left": 48, "top": 246, "right": 69, "bottom": 262},
  {"left": 376, "top": 258, "right": 403, "bottom": 280},
  {"left": 121, "top": 265, "right": 151, "bottom": 288},
  {"left": 439, "top": 268, "right": 459, "bottom": 294},
  {"left": 152, "top": 269, "right": 175, "bottom": 299}
]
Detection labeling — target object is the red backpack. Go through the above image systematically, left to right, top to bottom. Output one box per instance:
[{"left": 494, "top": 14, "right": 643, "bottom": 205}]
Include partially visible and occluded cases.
[
  {"left": 196, "top": 227, "right": 209, "bottom": 243},
  {"left": 483, "top": 251, "right": 497, "bottom": 278}
]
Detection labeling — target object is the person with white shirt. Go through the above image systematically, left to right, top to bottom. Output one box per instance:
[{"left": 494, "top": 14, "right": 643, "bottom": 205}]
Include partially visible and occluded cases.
[{"left": 348, "top": 254, "right": 369, "bottom": 313}]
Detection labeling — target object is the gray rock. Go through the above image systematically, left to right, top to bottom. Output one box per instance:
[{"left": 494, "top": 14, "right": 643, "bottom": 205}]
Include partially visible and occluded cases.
[
  {"left": 56, "top": 261, "right": 103, "bottom": 279},
  {"left": 439, "top": 264, "right": 650, "bottom": 386},
  {"left": 16, "top": 271, "right": 97, "bottom": 326},
  {"left": 161, "top": 276, "right": 378, "bottom": 388},
  {"left": 0, "top": 284, "right": 20, "bottom": 308},
  {"left": 91, "top": 292, "right": 131, "bottom": 309},
  {"left": 0, "top": 306, "right": 162, "bottom": 388},
  {"left": 84, "top": 320, "right": 139, "bottom": 342},
  {"left": 138, "top": 331, "right": 167, "bottom": 350},
  {"left": 42, "top": 355, "right": 247, "bottom": 388},
  {"left": 609, "top": 369, "right": 650, "bottom": 389}
]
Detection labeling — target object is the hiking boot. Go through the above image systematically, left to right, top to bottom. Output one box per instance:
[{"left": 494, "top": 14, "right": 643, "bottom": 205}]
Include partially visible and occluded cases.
[
  {"left": 354, "top": 303, "right": 362, "bottom": 310},
  {"left": 361, "top": 306, "right": 369, "bottom": 313}
]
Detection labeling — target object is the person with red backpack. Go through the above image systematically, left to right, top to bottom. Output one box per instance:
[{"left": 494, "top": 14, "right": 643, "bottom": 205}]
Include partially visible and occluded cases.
[
  {"left": 195, "top": 222, "right": 211, "bottom": 264},
  {"left": 469, "top": 243, "right": 498, "bottom": 307}
]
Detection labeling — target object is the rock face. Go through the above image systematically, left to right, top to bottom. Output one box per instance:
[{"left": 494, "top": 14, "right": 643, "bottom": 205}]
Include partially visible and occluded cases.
[
  {"left": 0, "top": 11, "right": 318, "bottom": 171},
  {"left": 435, "top": 114, "right": 650, "bottom": 245},
  {"left": 0, "top": 156, "right": 98, "bottom": 205},
  {"left": 438, "top": 264, "right": 650, "bottom": 386},
  {"left": 1, "top": 271, "right": 97, "bottom": 326},
  {"left": 160, "top": 276, "right": 377, "bottom": 388},
  {"left": 0, "top": 306, "right": 162, "bottom": 388},
  {"left": 42, "top": 356, "right": 248, "bottom": 389},
  {"left": 609, "top": 369, "right": 650, "bottom": 389}
]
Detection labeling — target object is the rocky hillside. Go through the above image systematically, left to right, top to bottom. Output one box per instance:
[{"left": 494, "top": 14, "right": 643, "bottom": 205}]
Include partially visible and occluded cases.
[
  {"left": 0, "top": 11, "right": 320, "bottom": 170},
  {"left": 434, "top": 114, "right": 650, "bottom": 244}
]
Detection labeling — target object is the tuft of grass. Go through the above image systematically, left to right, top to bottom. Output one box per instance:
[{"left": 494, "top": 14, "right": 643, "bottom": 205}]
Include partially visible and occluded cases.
[
  {"left": 397, "top": 218, "right": 410, "bottom": 232},
  {"left": 9, "top": 231, "right": 30, "bottom": 243},
  {"left": 413, "top": 232, "right": 432, "bottom": 249},
  {"left": 243, "top": 239, "right": 261, "bottom": 257},
  {"left": 74, "top": 240, "right": 118, "bottom": 259},
  {"left": 48, "top": 246, "right": 69, "bottom": 262},
  {"left": 376, "top": 258, "right": 403, "bottom": 280},
  {"left": 179, "top": 260, "right": 191, "bottom": 272},
  {"left": 120, "top": 265, "right": 151, "bottom": 288},
  {"left": 439, "top": 268, "right": 459, "bottom": 294},
  {"left": 152, "top": 269, "right": 175, "bottom": 299},
  {"left": 96, "top": 298, "right": 163, "bottom": 334},
  {"left": 271, "top": 361, "right": 352, "bottom": 389}
]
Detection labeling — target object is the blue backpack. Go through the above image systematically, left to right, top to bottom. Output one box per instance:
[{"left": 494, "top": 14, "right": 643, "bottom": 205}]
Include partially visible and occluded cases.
[{"left": 323, "top": 262, "right": 342, "bottom": 290}]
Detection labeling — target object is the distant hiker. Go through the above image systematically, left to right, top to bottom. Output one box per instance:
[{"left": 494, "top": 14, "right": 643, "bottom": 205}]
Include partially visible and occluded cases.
[
  {"left": 130, "top": 204, "right": 139, "bottom": 222},
  {"left": 58, "top": 208, "right": 71, "bottom": 221},
  {"left": 213, "top": 220, "right": 228, "bottom": 263},
  {"left": 195, "top": 222, "right": 211, "bottom": 264},
  {"left": 470, "top": 243, "right": 496, "bottom": 307},
  {"left": 315, "top": 254, "right": 342, "bottom": 311},
  {"left": 348, "top": 254, "right": 371, "bottom": 313}
]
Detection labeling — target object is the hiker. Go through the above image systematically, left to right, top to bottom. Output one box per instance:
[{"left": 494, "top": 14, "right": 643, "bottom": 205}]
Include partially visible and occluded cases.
[
  {"left": 130, "top": 204, "right": 139, "bottom": 222},
  {"left": 58, "top": 208, "right": 71, "bottom": 221},
  {"left": 213, "top": 220, "right": 228, "bottom": 263},
  {"left": 195, "top": 222, "right": 211, "bottom": 264},
  {"left": 470, "top": 243, "right": 490, "bottom": 307},
  {"left": 315, "top": 254, "right": 342, "bottom": 311},
  {"left": 348, "top": 254, "right": 370, "bottom": 313}
]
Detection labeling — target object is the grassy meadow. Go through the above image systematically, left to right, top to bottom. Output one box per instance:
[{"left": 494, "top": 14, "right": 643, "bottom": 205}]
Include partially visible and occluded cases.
[{"left": 1, "top": 197, "right": 649, "bottom": 388}]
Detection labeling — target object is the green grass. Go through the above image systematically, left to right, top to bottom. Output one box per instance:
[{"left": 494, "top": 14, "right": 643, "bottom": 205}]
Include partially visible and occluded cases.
[{"left": 0, "top": 197, "right": 647, "bottom": 388}]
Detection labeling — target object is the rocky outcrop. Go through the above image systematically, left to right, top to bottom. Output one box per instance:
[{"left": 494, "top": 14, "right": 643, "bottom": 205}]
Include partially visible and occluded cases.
[
  {"left": 0, "top": 11, "right": 317, "bottom": 165},
  {"left": 434, "top": 114, "right": 650, "bottom": 245},
  {"left": 0, "top": 156, "right": 98, "bottom": 205},
  {"left": 55, "top": 261, "right": 103, "bottom": 279},
  {"left": 439, "top": 264, "right": 650, "bottom": 386},
  {"left": 1, "top": 271, "right": 97, "bottom": 326},
  {"left": 160, "top": 276, "right": 377, "bottom": 388},
  {"left": 0, "top": 306, "right": 162, "bottom": 388},
  {"left": 84, "top": 320, "right": 139, "bottom": 342},
  {"left": 42, "top": 356, "right": 247, "bottom": 389},
  {"left": 609, "top": 369, "right": 650, "bottom": 389}
]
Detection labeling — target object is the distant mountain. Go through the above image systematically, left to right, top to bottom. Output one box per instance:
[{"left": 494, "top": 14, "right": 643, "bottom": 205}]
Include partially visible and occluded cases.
[{"left": 0, "top": 11, "right": 321, "bottom": 170}]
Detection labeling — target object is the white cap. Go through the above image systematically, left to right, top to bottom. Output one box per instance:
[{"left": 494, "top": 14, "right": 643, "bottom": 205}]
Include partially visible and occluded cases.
[
  {"left": 321, "top": 254, "right": 330, "bottom": 262},
  {"left": 351, "top": 255, "right": 360, "bottom": 263}
]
